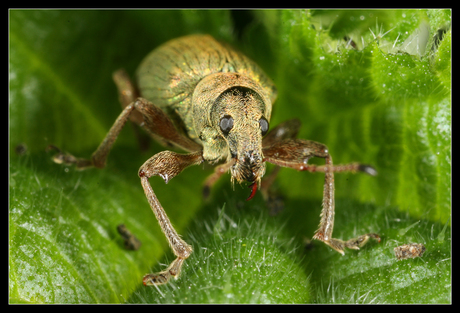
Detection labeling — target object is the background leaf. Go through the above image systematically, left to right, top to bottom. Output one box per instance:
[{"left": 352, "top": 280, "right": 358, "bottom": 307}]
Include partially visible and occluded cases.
[{"left": 10, "top": 9, "right": 451, "bottom": 303}]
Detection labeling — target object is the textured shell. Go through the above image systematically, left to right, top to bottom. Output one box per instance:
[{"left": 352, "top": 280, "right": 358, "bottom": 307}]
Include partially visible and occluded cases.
[{"left": 135, "top": 34, "right": 277, "bottom": 142}]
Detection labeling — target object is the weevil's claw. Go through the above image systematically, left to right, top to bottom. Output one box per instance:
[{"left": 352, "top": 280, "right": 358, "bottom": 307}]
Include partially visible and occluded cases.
[
  {"left": 358, "top": 164, "right": 378, "bottom": 176},
  {"left": 246, "top": 181, "right": 258, "bottom": 201},
  {"left": 372, "top": 233, "right": 381, "bottom": 243},
  {"left": 143, "top": 257, "right": 185, "bottom": 286}
]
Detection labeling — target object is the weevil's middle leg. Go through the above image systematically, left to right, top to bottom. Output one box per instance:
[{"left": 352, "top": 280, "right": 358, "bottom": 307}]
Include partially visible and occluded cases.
[
  {"left": 263, "top": 138, "right": 380, "bottom": 254},
  {"left": 139, "top": 150, "right": 203, "bottom": 285}
]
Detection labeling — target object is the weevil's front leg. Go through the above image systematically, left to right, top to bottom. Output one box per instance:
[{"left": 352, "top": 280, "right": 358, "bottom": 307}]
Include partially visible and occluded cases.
[
  {"left": 263, "top": 139, "right": 379, "bottom": 254},
  {"left": 139, "top": 150, "right": 204, "bottom": 285}
]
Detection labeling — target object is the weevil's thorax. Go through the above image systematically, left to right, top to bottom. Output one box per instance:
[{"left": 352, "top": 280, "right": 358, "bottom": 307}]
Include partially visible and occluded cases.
[{"left": 192, "top": 72, "right": 271, "bottom": 184}]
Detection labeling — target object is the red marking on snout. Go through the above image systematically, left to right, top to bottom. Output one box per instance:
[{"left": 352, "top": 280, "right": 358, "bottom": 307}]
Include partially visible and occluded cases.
[{"left": 246, "top": 182, "right": 258, "bottom": 201}]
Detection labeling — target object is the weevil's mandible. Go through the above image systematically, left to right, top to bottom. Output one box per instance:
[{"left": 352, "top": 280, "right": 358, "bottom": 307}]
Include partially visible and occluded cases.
[{"left": 50, "top": 34, "right": 379, "bottom": 286}]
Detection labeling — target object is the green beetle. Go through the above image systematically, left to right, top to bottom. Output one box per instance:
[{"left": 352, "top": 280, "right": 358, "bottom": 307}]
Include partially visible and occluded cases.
[
  {"left": 50, "top": 34, "right": 379, "bottom": 286},
  {"left": 136, "top": 35, "right": 277, "bottom": 185}
]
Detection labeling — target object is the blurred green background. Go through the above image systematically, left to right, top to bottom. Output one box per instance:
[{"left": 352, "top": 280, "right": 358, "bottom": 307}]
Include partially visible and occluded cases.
[{"left": 10, "top": 9, "right": 451, "bottom": 303}]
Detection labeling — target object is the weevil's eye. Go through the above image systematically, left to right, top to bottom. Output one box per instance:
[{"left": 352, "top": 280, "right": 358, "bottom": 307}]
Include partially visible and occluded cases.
[
  {"left": 219, "top": 115, "right": 234, "bottom": 135},
  {"left": 259, "top": 117, "right": 269, "bottom": 136}
]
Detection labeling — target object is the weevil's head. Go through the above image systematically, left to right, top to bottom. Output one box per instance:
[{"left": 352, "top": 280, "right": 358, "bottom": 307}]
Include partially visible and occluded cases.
[
  {"left": 193, "top": 72, "right": 274, "bottom": 186},
  {"left": 211, "top": 86, "right": 269, "bottom": 185}
]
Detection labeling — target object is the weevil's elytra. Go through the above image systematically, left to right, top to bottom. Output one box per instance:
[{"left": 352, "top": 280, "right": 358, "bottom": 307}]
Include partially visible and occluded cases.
[
  {"left": 50, "top": 34, "right": 379, "bottom": 286},
  {"left": 136, "top": 35, "right": 276, "bottom": 142}
]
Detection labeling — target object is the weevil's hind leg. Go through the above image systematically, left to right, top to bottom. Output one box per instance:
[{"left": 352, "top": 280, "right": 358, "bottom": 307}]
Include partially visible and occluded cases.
[
  {"left": 113, "top": 69, "right": 143, "bottom": 124},
  {"left": 114, "top": 69, "right": 202, "bottom": 153},
  {"left": 48, "top": 70, "right": 143, "bottom": 169},
  {"left": 49, "top": 94, "right": 201, "bottom": 170},
  {"left": 48, "top": 101, "right": 139, "bottom": 169},
  {"left": 263, "top": 138, "right": 380, "bottom": 254},
  {"left": 139, "top": 150, "right": 203, "bottom": 285},
  {"left": 143, "top": 257, "right": 186, "bottom": 286}
]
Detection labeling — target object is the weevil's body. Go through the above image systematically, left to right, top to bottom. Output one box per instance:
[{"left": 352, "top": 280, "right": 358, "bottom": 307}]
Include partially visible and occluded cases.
[
  {"left": 50, "top": 34, "right": 379, "bottom": 287},
  {"left": 136, "top": 35, "right": 276, "bottom": 183},
  {"left": 137, "top": 35, "right": 276, "bottom": 138}
]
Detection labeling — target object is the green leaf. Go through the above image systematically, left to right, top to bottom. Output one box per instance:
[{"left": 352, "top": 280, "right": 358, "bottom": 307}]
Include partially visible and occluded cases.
[
  {"left": 10, "top": 9, "right": 451, "bottom": 303},
  {"left": 128, "top": 201, "right": 310, "bottom": 304}
]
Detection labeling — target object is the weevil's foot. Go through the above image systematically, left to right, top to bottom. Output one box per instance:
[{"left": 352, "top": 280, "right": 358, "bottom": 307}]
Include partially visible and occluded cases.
[
  {"left": 47, "top": 144, "right": 75, "bottom": 164},
  {"left": 46, "top": 145, "right": 93, "bottom": 169},
  {"left": 358, "top": 164, "right": 378, "bottom": 176},
  {"left": 313, "top": 232, "right": 380, "bottom": 255},
  {"left": 344, "top": 233, "right": 381, "bottom": 250},
  {"left": 319, "top": 238, "right": 345, "bottom": 255},
  {"left": 143, "top": 257, "right": 185, "bottom": 286},
  {"left": 143, "top": 272, "right": 171, "bottom": 286}
]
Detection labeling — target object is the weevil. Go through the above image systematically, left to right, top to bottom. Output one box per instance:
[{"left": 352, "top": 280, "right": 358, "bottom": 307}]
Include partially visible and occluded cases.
[{"left": 50, "top": 34, "right": 380, "bottom": 286}]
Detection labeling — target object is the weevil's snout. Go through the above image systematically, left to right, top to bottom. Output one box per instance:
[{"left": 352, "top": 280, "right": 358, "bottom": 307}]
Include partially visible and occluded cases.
[
  {"left": 211, "top": 85, "right": 269, "bottom": 184},
  {"left": 226, "top": 117, "right": 267, "bottom": 184},
  {"left": 231, "top": 149, "right": 266, "bottom": 184},
  {"left": 234, "top": 150, "right": 265, "bottom": 183}
]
